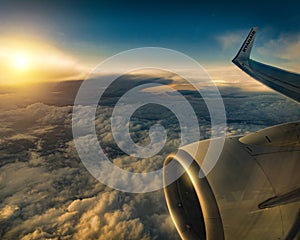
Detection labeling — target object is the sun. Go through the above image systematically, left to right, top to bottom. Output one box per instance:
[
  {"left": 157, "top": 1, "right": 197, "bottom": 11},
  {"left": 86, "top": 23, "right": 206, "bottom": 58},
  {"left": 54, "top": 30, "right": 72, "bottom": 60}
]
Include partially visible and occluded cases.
[{"left": 13, "top": 54, "right": 29, "bottom": 70}]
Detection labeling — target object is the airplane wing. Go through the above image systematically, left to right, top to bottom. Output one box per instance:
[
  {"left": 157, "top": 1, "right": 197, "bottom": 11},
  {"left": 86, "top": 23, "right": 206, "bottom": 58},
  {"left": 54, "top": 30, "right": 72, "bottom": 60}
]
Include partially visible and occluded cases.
[{"left": 232, "top": 27, "right": 300, "bottom": 103}]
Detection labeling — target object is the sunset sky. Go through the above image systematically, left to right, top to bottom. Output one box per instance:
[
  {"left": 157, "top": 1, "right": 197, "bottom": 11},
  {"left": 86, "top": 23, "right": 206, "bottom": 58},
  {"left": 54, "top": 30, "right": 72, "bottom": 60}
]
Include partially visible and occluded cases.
[
  {"left": 0, "top": 0, "right": 299, "bottom": 84},
  {"left": 0, "top": 1, "right": 299, "bottom": 239}
]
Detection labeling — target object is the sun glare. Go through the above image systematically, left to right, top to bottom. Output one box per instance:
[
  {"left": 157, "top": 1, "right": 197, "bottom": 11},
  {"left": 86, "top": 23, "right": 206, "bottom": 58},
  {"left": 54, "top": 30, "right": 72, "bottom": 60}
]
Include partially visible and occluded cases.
[
  {"left": 0, "top": 36, "right": 84, "bottom": 85},
  {"left": 13, "top": 54, "right": 29, "bottom": 70}
]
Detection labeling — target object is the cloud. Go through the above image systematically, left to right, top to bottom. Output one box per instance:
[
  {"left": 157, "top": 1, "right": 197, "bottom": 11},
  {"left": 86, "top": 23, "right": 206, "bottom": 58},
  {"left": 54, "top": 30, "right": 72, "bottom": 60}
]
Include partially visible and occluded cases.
[
  {"left": 216, "top": 30, "right": 245, "bottom": 52},
  {"left": 256, "top": 32, "right": 300, "bottom": 71},
  {"left": 206, "top": 65, "right": 271, "bottom": 92},
  {"left": 0, "top": 76, "right": 298, "bottom": 239},
  {"left": 0, "top": 99, "right": 180, "bottom": 239},
  {"left": 0, "top": 205, "right": 19, "bottom": 221}
]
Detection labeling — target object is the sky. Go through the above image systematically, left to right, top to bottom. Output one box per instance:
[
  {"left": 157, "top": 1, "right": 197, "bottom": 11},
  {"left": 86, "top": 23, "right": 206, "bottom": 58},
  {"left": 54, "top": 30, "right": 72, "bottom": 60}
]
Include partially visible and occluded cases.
[
  {"left": 0, "top": 0, "right": 299, "bottom": 83},
  {"left": 0, "top": 1, "right": 299, "bottom": 239}
]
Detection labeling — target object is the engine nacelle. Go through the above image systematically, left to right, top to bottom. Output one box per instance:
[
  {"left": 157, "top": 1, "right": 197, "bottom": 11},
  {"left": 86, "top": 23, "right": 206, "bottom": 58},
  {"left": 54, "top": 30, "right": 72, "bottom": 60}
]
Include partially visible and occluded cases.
[{"left": 163, "top": 122, "right": 300, "bottom": 240}]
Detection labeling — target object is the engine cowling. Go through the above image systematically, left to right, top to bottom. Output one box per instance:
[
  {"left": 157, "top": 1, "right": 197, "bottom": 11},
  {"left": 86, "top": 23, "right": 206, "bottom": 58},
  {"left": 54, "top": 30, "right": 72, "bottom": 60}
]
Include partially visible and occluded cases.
[{"left": 163, "top": 122, "right": 300, "bottom": 240}]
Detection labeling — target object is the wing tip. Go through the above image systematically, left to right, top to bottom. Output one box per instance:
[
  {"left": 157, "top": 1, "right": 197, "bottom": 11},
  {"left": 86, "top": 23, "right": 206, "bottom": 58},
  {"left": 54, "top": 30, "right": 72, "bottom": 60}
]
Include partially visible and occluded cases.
[{"left": 232, "top": 26, "right": 258, "bottom": 63}]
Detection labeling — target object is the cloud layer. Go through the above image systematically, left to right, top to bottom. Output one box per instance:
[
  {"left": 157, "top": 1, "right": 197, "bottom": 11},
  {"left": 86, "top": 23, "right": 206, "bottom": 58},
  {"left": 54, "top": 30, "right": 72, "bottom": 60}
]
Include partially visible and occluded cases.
[{"left": 0, "top": 77, "right": 298, "bottom": 239}]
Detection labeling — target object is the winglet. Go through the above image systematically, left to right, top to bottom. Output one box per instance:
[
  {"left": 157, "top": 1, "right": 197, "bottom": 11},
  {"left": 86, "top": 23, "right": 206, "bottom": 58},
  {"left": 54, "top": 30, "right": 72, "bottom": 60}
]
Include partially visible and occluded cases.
[{"left": 232, "top": 27, "right": 258, "bottom": 63}]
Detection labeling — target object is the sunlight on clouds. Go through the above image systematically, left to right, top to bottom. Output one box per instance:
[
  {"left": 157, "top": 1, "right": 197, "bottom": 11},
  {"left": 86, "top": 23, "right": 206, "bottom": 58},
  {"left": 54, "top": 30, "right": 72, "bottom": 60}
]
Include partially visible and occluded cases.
[
  {"left": 205, "top": 65, "right": 271, "bottom": 92},
  {"left": 118, "top": 67, "right": 272, "bottom": 93},
  {"left": 0, "top": 205, "right": 19, "bottom": 220}
]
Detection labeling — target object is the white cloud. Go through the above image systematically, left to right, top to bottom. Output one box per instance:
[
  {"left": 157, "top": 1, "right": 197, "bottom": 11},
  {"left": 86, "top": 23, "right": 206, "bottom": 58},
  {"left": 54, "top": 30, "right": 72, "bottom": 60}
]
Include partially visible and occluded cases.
[
  {"left": 216, "top": 30, "right": 245, "bottom": 51},
  {"left": 256, "top": 32, "right": 300, "bottom": 71},
  {"left": 257, "top": 33, "right": 300, "bottom": 60}
]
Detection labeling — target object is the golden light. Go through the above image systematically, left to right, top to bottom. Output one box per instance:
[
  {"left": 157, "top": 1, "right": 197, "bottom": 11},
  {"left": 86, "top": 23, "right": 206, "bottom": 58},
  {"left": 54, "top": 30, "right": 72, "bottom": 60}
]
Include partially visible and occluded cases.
[
  {"left": 0, "top": 35, "right": 87, "bottom": 85},
  {"left": 13, "top": 54, "right": 29, "bottom": 70}
]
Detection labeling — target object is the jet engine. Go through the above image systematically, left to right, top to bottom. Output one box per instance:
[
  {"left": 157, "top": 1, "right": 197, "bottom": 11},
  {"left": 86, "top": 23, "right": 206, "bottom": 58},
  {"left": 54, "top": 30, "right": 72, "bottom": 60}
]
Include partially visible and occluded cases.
[{"left": 163, "top": 122, "right": 300, "bottom": 239}]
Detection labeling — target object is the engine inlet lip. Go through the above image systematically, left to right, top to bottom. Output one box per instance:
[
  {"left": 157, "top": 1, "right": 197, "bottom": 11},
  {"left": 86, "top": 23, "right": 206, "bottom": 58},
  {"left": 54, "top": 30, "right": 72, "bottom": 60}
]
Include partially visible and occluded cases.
[{"left": 163, "top": 149, "right": 224, "bottom": 240}]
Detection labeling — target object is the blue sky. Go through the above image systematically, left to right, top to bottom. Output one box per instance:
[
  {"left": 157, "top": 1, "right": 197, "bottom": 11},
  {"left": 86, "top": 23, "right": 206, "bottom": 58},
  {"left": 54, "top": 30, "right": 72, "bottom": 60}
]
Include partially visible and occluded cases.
[{"left": 0, "top": 0, "right": 299, "bottom": 82}]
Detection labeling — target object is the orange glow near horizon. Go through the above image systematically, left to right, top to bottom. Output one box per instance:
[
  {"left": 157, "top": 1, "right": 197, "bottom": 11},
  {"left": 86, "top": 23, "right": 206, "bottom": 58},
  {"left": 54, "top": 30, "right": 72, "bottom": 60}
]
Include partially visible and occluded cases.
[{"left": 0, "top": 35, "right": 87, "bottom": 85}]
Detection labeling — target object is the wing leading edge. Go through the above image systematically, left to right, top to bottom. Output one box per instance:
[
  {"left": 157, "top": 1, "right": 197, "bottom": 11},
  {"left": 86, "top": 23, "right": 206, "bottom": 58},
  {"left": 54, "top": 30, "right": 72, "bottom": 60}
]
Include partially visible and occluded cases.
[{"left": 232, "top": 27, "right": 300, "bottom": 103}]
